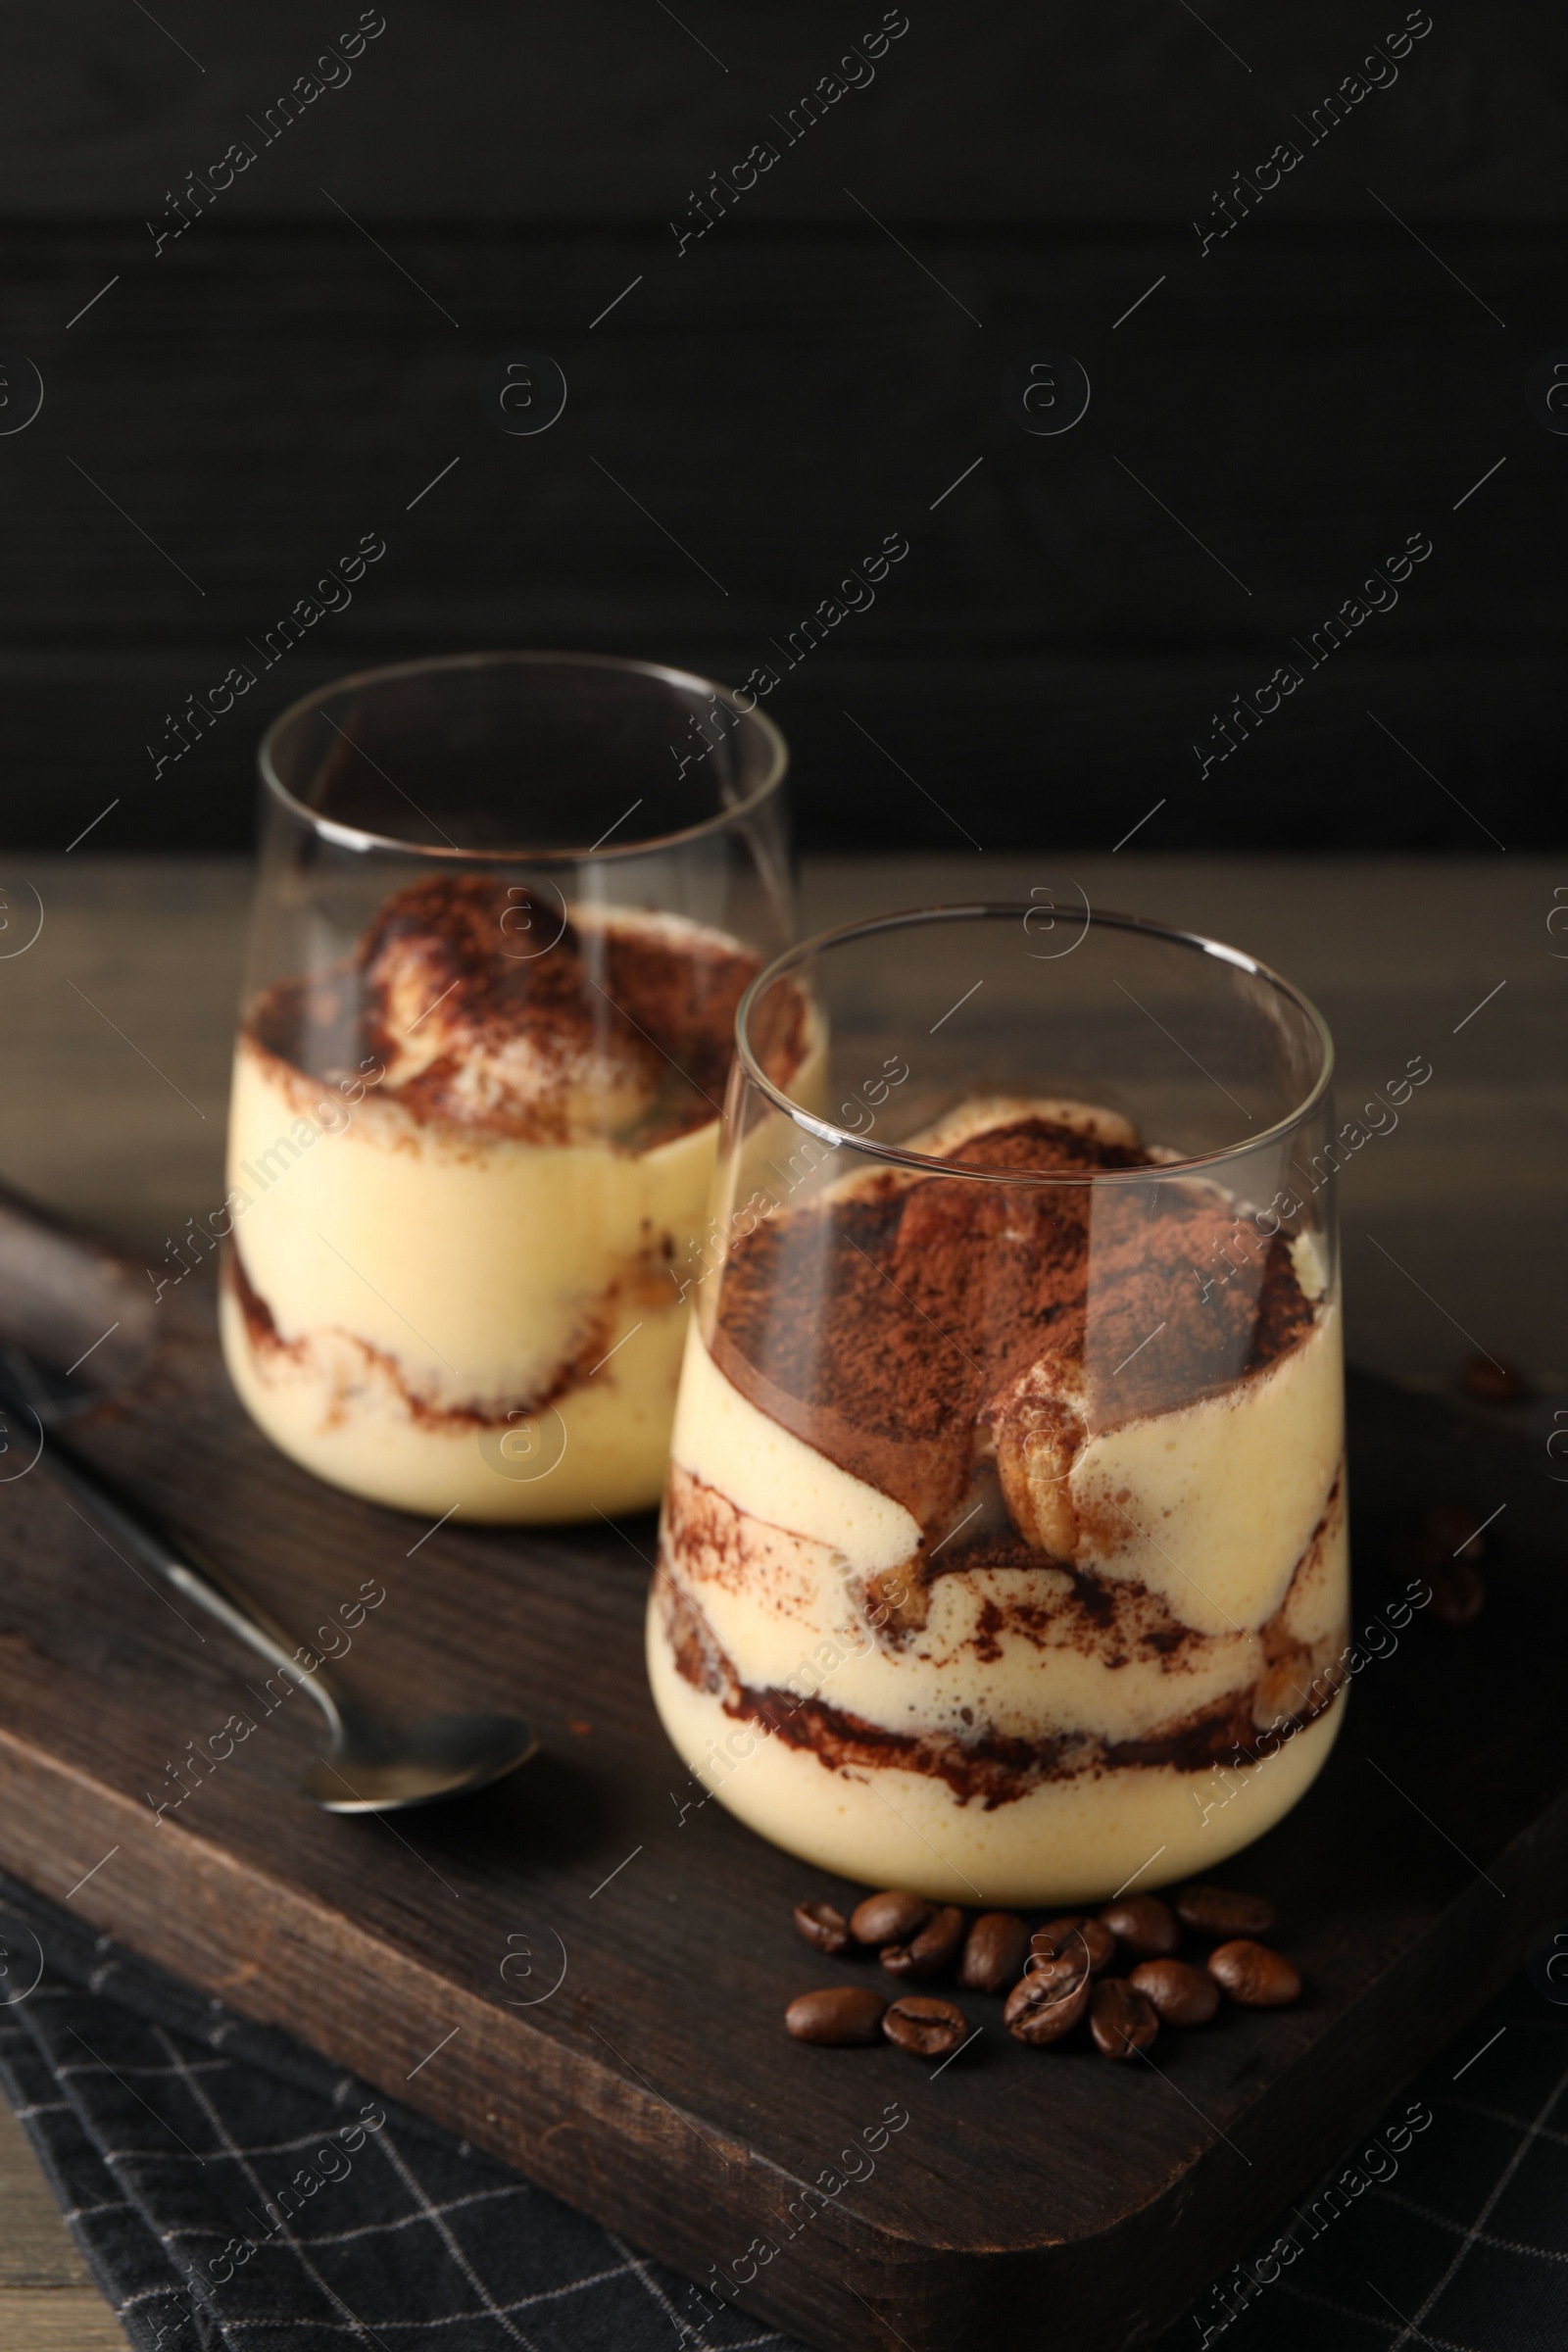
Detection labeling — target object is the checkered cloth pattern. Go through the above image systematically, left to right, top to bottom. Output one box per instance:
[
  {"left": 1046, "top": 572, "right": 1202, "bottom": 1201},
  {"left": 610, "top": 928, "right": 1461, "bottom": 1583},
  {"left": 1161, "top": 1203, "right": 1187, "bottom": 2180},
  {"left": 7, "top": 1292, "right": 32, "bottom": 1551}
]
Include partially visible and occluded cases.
[
  {"left": 1, "top": 1868, "right": 1563, "bottom": 2352},
  {"left": 0, "top": 1870, "right": 789, "bottom": 2352},
  {"left": 1150, "top": 1965, "right": 1568, "bottom": 2352}
]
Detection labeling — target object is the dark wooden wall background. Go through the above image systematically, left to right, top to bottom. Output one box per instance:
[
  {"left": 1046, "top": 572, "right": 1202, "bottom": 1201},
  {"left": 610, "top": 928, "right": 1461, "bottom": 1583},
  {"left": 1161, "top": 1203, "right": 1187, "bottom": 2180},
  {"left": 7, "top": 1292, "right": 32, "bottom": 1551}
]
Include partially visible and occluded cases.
[{"left": 0, "top": 1, "right": 1559, "bottom": 854}]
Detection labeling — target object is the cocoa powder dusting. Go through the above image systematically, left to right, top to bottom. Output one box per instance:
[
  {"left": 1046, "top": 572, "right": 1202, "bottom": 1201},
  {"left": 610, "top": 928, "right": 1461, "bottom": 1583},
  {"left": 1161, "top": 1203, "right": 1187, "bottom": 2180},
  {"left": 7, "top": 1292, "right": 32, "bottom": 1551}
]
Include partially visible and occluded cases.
[
  {"left": 247, "top": 873, "right": 794, "bottom": 1146},
  {"left": 675, "top": 1107, "right": 1335, "bottom": 1808},
  {"left": 710, "top": 1112, "right": 1317, "bottom": 1539},
  {"left": 664, "top": 1461, "right": 1215, "bottom": 1678},
  {"left": 655, "top": 1566, "right": 1346, "bottom": 1808}
]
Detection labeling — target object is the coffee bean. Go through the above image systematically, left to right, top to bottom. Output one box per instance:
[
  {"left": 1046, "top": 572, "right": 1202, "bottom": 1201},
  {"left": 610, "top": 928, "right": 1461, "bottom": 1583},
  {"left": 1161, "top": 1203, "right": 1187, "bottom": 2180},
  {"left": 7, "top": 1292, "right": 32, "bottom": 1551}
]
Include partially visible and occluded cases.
[
  {"left": 1460, "top": 1354, "right": 1527, "bottom": 1404},
  {"left": 1424, "top": 1501, "right": 1486, "bottom": 1562},
  {"left": 1428, "top": 1561, "right": 1487, "bottom": 1627},
  {"left": 1174, "top": 1884, "right": 1278, "bottom": 1939},
  {"left": 850, "top": 1889, "right": 934, "bottom": 1946},
  {"left": 1097, "top": 1894, "right": 1179, "bottom": 1960},
  {"left": 793, "top": 1900, "right": 851, "bottom": 1956},
  {"left": 882, "top": 1904, "right": 965, "bottom": 1979},
  {"left": 958, "top": 1911, "right": 1029, "bottom": 1994},
  {"left": 1032, "top": 1915, "right": 1117, "bottom": 1974},
  {"left": 1208, "top": 1939, "right": 1301, "bottom": 2008},
  {"left": 1004, "top": 1955, "right": 1091, "bottom": 2046},
  {"left": 1129, "top": 1958, "right": 1220, "bottom": 2028},
  {"left": 1091, "top": 1978, "right": 1159, "bottom": 2060},
  {"left": 785, "top": 1986, "right": 887, "bottom": 2045},
  {"left": 883, "top": 1995, "right": 968, "bottom": 2059}
]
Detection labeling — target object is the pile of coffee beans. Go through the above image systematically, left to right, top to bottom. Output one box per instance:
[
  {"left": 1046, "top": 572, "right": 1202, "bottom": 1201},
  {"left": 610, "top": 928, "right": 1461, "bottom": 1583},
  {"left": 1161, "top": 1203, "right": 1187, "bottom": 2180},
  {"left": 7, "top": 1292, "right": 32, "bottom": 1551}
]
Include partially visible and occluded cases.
[{"left": 784, "top": 1881, "right": 1302, "bottom": 2062}]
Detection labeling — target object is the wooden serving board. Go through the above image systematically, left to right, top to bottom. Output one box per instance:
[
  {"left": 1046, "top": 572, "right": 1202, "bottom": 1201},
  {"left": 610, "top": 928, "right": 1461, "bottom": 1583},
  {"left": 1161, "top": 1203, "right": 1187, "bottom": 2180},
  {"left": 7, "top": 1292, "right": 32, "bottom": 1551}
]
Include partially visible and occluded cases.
[{"left": 0, "top": 1272, "right": 1564, "bottom": 2352}]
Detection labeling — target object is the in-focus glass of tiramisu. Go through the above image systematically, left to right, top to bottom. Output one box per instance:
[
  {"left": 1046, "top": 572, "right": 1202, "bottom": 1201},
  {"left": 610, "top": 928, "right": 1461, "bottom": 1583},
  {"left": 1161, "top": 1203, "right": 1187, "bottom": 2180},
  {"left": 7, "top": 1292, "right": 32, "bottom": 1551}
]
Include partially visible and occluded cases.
[
  {"left": 220, "top": 652, "right": 793, "bottom": 1520},
  {"left": 647, "top": 905, "right": 1349, "bottom": 1904}
]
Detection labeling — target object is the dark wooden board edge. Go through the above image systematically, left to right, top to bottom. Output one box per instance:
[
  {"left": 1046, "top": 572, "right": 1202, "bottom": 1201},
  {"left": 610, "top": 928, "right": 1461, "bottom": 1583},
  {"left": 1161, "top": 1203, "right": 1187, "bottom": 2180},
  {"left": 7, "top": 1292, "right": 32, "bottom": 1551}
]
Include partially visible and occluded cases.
[
  {"left": 2, "top": 1322, "right": 1561, "bottom": 2352},
  {"left": 3, "top": 1703, "right": 1564, "bottom": 2351}
]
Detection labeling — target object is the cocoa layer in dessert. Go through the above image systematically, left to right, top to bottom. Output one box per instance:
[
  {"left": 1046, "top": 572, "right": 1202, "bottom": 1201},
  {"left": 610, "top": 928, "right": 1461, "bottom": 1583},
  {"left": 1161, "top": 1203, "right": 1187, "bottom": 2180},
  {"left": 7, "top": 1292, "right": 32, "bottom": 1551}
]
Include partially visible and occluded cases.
[
  {"left": 251, "top": 873, "right": 775, "bottom": 1148},
  {"left": 220, "top": 874, "right": 810, "bottom": 1521},
  {"left": 646, "top": 1098, "right": 1348, "bottom": 1903}
]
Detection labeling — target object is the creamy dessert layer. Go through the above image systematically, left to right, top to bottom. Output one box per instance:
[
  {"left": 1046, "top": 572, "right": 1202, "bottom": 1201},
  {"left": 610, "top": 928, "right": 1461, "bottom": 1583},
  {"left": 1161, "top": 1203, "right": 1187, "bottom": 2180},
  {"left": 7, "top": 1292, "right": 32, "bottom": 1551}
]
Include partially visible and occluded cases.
[
  {"left": 220, "top": 874, "right": 808, "bottom": 1520},
  {"left": 647, "top": 1098, "right": 1349, "bottom": 1901},
  {"left": 648, "top": 1635, "right": 1344, "bottom": 1905}
]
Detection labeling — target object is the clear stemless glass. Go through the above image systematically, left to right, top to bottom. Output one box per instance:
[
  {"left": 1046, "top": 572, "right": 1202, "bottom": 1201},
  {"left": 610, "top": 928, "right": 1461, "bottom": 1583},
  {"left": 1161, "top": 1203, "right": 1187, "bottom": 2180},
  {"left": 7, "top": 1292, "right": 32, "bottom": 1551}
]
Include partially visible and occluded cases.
[
  {"left": 220, "top": 652, "right": 792, "bottom": 1522},
  {"left": 647, "top": 901, "right": 1349, "bottom": 1905}
]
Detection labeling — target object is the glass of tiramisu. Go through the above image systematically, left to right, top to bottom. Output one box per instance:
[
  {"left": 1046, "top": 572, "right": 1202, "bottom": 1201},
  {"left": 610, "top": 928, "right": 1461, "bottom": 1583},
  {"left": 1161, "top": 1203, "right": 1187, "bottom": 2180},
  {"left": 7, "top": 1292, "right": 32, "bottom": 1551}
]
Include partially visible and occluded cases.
[
  {"left": 220, "top": 653, "right": 798, "bottom": 1521},
  {"left": 647, "top": 902, "right": 1349, "bottom": 1903}
]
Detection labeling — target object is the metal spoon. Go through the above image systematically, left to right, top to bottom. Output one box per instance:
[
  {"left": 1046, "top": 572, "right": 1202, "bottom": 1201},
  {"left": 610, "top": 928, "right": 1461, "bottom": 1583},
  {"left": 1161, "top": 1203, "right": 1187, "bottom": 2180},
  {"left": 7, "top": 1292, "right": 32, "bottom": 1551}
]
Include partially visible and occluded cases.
[{"left": 2, "top": 1348, "right": 538, "bottom": 1812}]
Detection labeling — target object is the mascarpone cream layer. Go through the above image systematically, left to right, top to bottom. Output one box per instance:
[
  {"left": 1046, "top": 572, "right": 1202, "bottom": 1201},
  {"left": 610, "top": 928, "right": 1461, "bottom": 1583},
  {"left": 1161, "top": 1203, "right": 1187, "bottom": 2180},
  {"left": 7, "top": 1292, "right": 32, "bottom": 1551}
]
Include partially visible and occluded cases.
[
  {"left": 228, "top": 1039, "right": 713, "bottom": 1405},
  {"left": 222, "top": 1047, "right": 712, "bottom": 1521},
  {"left": 220, "top": 1276, "right": 685, "bottom": 1520},
  {"left": 1072, "top": 1297, "right": 1344, "bottom": 1637},
  {"left": 649, "top": 1298, "right": 1348, "bottom": 1895},
  {"left": 671, "top": 1306, "right": 1345, "bottom": 1639},
  {"left": 659, "top": 1455, "right": 1348, "bottom": 1747},
  {"left": 648, "top": 1625, "right": 1346, "bottom": 1904}
]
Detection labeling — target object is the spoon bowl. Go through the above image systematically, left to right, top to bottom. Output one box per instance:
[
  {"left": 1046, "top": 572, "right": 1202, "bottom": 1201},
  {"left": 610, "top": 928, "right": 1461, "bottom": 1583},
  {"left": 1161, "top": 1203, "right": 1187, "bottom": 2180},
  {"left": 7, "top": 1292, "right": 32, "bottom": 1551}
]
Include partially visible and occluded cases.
[
  {"left": 0, "top": 1346, "right": 541, "bottom": 1819},
  {"left": 304, "top": 1708, "right": 540, "bottom": 1811}
]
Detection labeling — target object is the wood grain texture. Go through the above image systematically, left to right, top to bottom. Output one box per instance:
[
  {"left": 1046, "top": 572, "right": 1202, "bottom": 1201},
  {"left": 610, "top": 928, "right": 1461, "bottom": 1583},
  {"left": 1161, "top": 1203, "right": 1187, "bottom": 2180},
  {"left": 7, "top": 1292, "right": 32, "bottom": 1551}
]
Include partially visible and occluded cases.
[
  {"left": 1, "top": 2, "right": 1560, "bottom": 850},
  {"left": 2, "top": 3, "right": 1559, "bottom": 224},
  {"left": 0, "top": 853, "right": 1560, "bottom": 2350},
  {"left": 0, "top": 854, "right": 1560, "bottom": 1387},
  {"left": 0, "top": 1275, "right": 1563, "bottom": 2351},
  {"left": 0, "top": 2094, "right": 132, "bottom": 2346},
  {"left": 0, "top": 2100, "right": 101, "bottom": 2294},
  {"left": 0, "top": 2288, "right": 131, "bottom": 2352}
]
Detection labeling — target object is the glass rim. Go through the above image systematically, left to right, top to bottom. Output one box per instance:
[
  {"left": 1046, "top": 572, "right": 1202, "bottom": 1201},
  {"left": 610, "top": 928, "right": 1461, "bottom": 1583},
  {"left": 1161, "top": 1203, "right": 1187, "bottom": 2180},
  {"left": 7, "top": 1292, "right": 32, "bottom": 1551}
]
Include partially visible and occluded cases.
[
  {"left": 256, "top": 649, "right": 790, "bottom": 863},
  {"left": 735, "top": 902, "right": 1336, "bottom": 1187}
]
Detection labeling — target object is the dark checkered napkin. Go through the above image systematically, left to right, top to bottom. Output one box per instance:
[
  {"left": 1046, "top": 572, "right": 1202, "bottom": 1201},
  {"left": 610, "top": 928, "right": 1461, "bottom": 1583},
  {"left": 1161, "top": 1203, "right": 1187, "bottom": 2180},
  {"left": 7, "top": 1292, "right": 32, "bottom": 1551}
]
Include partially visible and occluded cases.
[
  {"left": 2, "top": 1869, "right": 1563, "bottom": 2352},
  {"left": 0, "top": 1871, "right": 794, "bottom": 2352},
  {"left": 1150, "top": 1978, "right": 1568, "bottom": 2352}
]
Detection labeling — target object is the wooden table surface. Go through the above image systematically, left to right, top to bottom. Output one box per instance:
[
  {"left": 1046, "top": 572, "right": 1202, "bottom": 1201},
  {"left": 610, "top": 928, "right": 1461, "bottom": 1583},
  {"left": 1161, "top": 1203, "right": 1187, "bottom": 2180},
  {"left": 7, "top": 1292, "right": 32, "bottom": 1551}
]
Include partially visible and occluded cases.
[{"left": 0, "top": 850, "right": 1560, "bottom": 2351}]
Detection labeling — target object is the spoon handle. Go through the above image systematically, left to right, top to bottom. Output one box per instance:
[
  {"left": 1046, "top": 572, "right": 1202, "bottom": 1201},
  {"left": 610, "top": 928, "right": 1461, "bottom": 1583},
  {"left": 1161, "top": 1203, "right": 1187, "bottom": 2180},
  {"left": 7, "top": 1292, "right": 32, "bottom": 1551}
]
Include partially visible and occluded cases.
[{"left": 36, "top": 1433, "right": 342, "bottom": 1729}]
